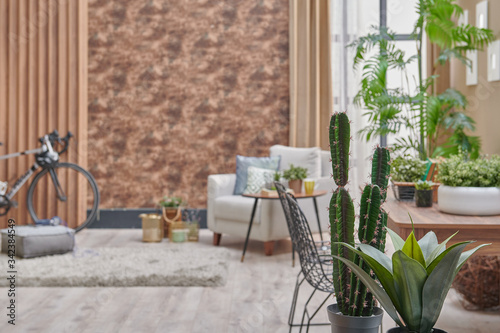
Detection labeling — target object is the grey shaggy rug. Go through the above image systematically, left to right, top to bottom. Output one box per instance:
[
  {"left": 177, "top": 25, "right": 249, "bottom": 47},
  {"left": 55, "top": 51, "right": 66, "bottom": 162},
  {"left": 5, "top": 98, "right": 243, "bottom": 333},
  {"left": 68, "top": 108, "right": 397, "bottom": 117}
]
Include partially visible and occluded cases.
[{"left": 0, "top": 244, "right": 229, "bottom": 287}]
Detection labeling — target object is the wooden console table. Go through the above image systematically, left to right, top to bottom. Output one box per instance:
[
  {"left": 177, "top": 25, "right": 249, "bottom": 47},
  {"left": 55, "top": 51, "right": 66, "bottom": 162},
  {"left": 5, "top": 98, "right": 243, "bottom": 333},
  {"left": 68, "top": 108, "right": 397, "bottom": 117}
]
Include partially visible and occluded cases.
[{"left": 385, "top": 194, "right": 500, "bottom": 255}]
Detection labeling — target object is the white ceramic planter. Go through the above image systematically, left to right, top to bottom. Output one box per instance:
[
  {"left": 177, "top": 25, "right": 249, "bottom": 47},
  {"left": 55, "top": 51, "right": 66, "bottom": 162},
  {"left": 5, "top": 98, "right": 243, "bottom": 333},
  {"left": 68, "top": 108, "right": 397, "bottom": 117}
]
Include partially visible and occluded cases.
[{"left": 438, "top": 185, "right": 500, "bottom": 216}]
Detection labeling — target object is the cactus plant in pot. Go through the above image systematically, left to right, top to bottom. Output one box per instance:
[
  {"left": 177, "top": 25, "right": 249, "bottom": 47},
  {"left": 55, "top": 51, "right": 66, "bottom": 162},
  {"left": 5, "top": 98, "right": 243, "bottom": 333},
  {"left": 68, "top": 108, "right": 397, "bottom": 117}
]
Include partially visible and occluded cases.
[
  {"left": 327, "top": 112, "right": 391, "bottom": 333},
  {"left": 333, "top": 221, "right": 489, "bottom": 333}
]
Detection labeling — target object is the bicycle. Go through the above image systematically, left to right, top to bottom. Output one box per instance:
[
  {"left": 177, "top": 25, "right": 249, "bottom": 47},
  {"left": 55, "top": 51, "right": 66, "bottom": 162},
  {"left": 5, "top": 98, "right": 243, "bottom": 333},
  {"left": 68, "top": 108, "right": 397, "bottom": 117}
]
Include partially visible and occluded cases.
[{"left": 0, "top": 130, "right": 99, "bottom": 232}]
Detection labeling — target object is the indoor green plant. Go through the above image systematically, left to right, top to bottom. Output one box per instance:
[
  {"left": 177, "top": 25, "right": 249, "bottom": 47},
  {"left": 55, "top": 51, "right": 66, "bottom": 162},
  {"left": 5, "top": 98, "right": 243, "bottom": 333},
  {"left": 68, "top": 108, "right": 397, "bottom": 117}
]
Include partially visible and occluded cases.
[
  {"left": 351, "top": 0, "right": 494, "bottom": 160},
  {"left": 327, "top": 112, "right": 391, "bottom": 332},
  {"left": 437, "top": 153, "right": 500, "bottom": 215},
  {"left": 391, "top": 155, "right": 427, "bottom": 201},
  {"left": 282, "top": 164, "right": 307, "bottom": 194},
  {"left": 414, "top": 180, "right": 434, "bottom": 207},
  {"left": 333, "top": 221, "right": 489, "bottom": 333}
]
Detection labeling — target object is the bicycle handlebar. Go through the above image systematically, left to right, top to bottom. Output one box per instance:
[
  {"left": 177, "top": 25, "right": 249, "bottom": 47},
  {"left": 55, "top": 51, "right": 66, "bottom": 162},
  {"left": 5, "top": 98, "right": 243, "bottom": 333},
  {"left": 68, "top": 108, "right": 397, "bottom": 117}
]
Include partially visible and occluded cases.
[{"left": 40, "top": 130, "right": 73, "bottom": 155}]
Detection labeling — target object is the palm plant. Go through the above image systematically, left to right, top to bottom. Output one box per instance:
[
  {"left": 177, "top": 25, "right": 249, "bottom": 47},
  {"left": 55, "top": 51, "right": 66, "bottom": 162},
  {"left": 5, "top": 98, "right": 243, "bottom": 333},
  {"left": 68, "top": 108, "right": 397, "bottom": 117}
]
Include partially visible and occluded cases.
[{"left": 351, "top": 0, "right": 494, "bottom": 160}]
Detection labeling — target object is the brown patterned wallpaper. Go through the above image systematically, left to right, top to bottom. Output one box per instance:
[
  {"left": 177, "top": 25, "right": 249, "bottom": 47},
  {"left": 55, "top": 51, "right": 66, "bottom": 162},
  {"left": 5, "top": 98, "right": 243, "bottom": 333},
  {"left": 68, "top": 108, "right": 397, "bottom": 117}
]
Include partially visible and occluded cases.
[{"left": 88, "top": 0, "right": 289, "bottom": 208}]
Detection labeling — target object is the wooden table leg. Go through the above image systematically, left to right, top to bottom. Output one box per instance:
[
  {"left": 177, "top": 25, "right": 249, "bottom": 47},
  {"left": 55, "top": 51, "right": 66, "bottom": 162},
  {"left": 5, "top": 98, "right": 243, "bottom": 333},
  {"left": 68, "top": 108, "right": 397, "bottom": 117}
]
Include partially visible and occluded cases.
[{"left": 241, "top": 198, "right": 259, "bottom": 263}]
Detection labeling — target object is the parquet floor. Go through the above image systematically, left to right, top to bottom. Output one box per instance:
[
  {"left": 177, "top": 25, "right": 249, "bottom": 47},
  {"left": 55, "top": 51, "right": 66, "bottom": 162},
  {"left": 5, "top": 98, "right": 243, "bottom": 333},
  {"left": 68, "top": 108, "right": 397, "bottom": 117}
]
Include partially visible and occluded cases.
[{"left": 0, "top": 229, "right": 498, "bottom": 332}]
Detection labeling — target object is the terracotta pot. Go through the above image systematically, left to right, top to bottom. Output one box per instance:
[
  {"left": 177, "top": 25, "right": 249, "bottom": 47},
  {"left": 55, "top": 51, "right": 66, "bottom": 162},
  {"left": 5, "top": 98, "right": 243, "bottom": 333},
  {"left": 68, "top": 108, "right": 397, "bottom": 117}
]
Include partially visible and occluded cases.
[{"left": 288, "top": 179, "right": 303, "bottom": 194}]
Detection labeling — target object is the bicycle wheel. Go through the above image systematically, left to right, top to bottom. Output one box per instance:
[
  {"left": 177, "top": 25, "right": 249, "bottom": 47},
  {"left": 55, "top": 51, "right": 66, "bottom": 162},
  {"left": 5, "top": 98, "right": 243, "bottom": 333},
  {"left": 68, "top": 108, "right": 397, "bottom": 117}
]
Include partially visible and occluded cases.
[{"left": 27, "top": 162, "right": 99, "bottom": 232}]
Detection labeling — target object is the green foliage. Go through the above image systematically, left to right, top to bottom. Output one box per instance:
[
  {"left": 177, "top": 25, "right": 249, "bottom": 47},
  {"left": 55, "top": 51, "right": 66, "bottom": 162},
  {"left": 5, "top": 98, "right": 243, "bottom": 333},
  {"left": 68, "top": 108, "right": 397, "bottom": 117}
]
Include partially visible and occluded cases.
[
  {"left": 350, "top": 0, "right": 494, "bottom": 160},
  {"left": 329, "top": 112, "right": 391, "bottom": 316},
  {"left": 437, "top": 153, "right": 500, "bottom": 187},
  {"left": 391, "top": 156, "right": 427, "bottom": 182},
  {"left": 282, "top": 164, "right": 307, "bottom": 181},
  {"left": 273, "top": 171, "right": 281, "bottom": 182},
  {"left": 414, "top": 180, "right": 433, "bottom": 190},
  {"left": 158, "top": 196, "right": 185, "bottom": 208},
  {"left": 334, "top": 225, "right": 489, "bottom": 333}
]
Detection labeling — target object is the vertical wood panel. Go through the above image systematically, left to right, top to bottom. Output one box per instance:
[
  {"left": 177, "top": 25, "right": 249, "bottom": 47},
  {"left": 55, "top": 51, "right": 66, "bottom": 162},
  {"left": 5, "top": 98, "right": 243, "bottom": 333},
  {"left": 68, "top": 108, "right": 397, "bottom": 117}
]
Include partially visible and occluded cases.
[
  {"left": 0, "top": 0, "right": 88, "bottom": 228},
  {"left": 0, "top": 0, "right": 8, "bottom": 186}
]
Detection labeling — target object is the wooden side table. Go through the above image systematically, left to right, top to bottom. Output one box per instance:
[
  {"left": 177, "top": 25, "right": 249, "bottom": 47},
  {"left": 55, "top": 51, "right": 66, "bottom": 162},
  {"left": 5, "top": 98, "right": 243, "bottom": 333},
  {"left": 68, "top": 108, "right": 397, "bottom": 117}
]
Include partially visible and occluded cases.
[
  {"left": 240, "top": 190, "right": 327, "bottom": 262},
  {"left": 384, "top": 193, "right": 500, "bottom": 255}
]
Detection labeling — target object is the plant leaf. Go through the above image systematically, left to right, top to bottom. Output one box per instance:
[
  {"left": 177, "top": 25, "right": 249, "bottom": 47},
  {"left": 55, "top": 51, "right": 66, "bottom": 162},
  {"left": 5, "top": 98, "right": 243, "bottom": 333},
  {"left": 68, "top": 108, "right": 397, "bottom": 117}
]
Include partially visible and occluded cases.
[
  {"left": 387, "top": 227, "right": 405, "bottom": 251},
  {"left": 402, "top": 231, "right": 426, "bottom": 267},
  {"left": 417, "top": 231, "right": 439, "bottom": 262},
  {"left": 425, "top": 231, "right": 458, "bottom": 267},
  {"left": 426, "top": 241, "right": 472, "bottom": 275},
  {"left": 336, "top": 242, "right": 403, "bottom": 315},
  {"left": 420, "top": 242, "right": 469, "bottom": 333},
  {"left": 454, "top": 243, "right": 491, "bottom": 276},
  {"left": 392, "top": 250, "right": 428, "bottom": 331},
  {"left": 332, "top": 255, "right": 403, "bottom": 327}
]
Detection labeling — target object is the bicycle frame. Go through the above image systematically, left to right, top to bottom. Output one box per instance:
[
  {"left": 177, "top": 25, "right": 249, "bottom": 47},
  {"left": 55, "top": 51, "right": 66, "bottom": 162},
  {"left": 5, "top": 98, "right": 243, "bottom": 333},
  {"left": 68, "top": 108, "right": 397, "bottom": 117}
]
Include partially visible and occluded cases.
[{"left": 0, "top": 135, "right": 58, "bottom": 202}]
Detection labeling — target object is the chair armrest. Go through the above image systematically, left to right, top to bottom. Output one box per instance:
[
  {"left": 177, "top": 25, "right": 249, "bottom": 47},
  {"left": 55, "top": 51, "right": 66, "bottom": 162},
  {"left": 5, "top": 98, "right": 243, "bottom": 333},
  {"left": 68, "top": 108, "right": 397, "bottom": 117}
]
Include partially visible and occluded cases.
[{"left": 208, "top": 174, "right": 236, "bottom": 198}]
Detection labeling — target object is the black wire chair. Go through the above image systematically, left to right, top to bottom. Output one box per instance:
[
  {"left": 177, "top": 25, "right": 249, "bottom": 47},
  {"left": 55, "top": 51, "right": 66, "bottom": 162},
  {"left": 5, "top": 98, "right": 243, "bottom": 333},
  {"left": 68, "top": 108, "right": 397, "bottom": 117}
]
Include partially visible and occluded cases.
[{"left": 275, "top": 182, "right": 335, "bottom": 332}]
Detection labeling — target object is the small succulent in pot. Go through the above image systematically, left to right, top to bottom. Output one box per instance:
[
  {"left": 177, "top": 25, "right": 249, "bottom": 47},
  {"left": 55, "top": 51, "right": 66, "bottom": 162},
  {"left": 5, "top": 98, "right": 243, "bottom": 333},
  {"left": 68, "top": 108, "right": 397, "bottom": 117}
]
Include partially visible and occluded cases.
[
  {"left": 282, "top": 164, "right": 308, "bottom": 193},
  {"left": 414, "top": 181, "right": 434, "bottom": 207},
  {"left": 333, "top": 220, "right": 489, "bottom": 333}
]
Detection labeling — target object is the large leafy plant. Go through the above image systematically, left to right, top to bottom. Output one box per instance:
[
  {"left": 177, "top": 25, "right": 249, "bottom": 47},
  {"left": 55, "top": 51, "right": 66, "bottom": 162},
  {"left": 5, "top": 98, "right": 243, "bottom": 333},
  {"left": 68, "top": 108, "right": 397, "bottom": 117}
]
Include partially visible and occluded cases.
[
  {"left": 351, "top": 0, "right": 494, "bottom": 160},
  {"left": 437, "top": 153, "right": 500, "bottom": 187},
  {"left": 391, "top": 156, "right": 427, "bottom": 182},
  {"left": 334, "top": 223, "right": 489, "bottom": 333}
]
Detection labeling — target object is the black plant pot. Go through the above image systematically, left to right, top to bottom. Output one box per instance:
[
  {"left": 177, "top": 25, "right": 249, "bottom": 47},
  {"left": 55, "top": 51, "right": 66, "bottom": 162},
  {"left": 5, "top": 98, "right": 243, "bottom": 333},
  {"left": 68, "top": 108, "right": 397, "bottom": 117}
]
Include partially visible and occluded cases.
[
  {"left": 398, "top": 186, "right": 415, "bottom": 201},
  {"left": 416, "top": 189, "right": 433, "bottom": 207},
  {"left": 387, "top": 328, "right": 447, "bottom": 333}
]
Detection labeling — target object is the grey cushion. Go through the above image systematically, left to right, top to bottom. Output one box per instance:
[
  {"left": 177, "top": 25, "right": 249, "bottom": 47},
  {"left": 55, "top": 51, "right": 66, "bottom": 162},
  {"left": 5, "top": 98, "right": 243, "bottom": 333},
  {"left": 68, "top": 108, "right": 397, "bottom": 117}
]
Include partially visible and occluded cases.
[
  {"left": 233, "top": 155, "right": 280, "bottom": 195},
  {"left": 1, "top": 226, "right": 75, "bottom": 258}
]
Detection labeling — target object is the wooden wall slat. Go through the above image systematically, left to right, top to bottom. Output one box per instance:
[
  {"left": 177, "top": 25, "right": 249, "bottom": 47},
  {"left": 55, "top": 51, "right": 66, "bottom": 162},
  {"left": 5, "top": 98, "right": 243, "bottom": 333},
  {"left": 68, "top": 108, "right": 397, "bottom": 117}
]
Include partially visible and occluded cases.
[
  {"left": 0, "top": 0, "right": 88, "bottom": 228},
  {"left": 0, "top": 0, "right": 8, "bottom": 185},
  {"left": 7, "top": 0, "right": 19, "bottom": 223}
]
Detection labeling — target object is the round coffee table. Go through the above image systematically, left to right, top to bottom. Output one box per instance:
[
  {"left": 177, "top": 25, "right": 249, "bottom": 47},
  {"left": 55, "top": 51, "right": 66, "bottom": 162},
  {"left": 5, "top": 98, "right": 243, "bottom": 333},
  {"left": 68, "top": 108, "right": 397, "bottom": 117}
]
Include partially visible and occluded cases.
[{"left": 240, "top": 190, "right": 327, "bottom": 262}]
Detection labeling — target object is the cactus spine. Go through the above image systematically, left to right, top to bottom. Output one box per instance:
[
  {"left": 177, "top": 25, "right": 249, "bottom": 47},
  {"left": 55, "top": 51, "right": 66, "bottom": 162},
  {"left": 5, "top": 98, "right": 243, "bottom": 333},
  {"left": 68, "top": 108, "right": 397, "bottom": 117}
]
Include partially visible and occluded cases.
[{"left": 329, "top": 112, "right": 391, "bottom": 316}]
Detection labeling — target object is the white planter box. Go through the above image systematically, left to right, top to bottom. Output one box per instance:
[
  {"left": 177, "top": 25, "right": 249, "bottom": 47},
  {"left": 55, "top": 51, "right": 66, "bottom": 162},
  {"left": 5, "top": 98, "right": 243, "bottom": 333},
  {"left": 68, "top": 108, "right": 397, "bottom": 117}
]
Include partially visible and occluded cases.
[{"left": 438, "top": 185, "right": 500, "bottom": 216}]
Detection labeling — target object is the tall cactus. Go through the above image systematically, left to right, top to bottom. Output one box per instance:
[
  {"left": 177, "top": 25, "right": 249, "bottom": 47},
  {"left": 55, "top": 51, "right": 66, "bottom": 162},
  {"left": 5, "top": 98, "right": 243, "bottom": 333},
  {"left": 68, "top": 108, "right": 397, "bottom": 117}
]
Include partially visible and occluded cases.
[{"left": 329, "top": 112, "right": 390, "bottom": 316}]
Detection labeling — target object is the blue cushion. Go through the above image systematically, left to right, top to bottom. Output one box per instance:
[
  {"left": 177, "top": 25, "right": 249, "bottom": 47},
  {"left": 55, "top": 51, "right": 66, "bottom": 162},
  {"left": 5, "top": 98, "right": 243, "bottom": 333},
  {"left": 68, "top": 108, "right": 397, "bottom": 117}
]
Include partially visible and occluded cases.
[{"left": 234, "top": 155, "right": 280, "bottom": 195}]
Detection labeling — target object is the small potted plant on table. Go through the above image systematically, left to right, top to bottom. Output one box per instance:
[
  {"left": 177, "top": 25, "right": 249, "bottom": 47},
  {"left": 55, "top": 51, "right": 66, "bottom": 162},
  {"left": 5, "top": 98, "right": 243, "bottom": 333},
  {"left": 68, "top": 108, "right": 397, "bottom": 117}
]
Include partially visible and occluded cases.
[
  {"left": 391, "top": 155, "right": 427, "bottom": 201},
  {"left": 282, "top": 164, "right": 307, "bottom": 194},
  {"left": 414, "top": 180, "right": 434, "bottom": 207}
]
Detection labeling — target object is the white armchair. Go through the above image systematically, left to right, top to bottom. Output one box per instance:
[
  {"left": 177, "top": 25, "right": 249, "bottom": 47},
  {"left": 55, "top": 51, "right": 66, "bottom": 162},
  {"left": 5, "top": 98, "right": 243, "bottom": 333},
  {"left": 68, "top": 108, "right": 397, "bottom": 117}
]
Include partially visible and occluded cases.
[{"left": 207, "top": 145, "right": 335, "bottom": 256}]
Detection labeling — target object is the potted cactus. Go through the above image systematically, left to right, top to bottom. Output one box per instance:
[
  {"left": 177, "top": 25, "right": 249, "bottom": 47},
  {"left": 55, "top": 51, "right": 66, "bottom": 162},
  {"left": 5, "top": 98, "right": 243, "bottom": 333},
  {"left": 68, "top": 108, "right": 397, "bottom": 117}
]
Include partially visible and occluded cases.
[{"left": 327, "top": 112, "right": 391, "bottom": 332}]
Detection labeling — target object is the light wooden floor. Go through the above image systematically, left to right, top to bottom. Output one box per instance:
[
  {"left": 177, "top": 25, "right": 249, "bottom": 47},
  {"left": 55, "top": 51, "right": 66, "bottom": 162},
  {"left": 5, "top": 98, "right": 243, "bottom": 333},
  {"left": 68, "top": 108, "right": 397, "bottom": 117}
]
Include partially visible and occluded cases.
[{"left": 0, "top": 229, "right": 498, "bottom": 332}]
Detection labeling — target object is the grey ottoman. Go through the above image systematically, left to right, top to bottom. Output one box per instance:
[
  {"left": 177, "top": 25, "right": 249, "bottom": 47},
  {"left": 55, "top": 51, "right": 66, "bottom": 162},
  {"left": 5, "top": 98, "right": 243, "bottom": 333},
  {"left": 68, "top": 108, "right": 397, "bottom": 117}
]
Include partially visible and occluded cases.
[{"left": 1, "top": 225, "right": 75, "bottom": 258}]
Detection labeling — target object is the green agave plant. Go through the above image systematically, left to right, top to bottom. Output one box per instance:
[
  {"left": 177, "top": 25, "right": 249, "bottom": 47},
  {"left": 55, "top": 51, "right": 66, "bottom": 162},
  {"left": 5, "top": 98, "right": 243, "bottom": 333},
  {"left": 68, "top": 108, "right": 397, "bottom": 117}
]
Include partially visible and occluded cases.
[{"left": 333, "top": 221, "right": 489, "bottom": 333}]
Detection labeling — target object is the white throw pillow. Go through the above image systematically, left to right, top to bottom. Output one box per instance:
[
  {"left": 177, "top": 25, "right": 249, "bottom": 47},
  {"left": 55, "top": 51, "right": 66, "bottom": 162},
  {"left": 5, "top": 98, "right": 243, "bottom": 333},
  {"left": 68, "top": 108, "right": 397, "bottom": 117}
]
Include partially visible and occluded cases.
[
  {"left": 269, "top": 145, "right": 322, "bottom": 178},
  {"left": 243, "top": 166, "right": 276, "bottom": 194}
]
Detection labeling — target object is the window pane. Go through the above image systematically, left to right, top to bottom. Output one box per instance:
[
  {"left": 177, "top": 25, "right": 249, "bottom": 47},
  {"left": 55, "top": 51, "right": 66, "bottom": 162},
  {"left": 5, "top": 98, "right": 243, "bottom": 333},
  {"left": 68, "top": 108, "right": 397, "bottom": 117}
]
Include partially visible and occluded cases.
[{"left": 387, "top": 0, "right": 419, "bottom": 34}]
